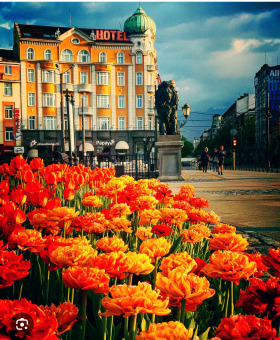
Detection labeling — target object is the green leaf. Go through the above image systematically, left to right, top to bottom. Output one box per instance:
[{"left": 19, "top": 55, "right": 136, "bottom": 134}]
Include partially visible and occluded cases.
[
  {"left": 166, "top": 235, "right": 184, "bottom": 256},
  {"left": 111, "top": 322, "right": 122, "bottom": 340},
  {"left": 198, "top": 327, "right": 211, "bottom": 340}
]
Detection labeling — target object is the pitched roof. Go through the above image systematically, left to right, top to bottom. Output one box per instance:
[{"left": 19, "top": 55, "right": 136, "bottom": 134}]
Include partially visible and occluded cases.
[
  {"left": 17, "top": 23, "right": 133, "bottom": 44},
  {"left": 0, "top": 49, "right": 17, "bottom": 62}
]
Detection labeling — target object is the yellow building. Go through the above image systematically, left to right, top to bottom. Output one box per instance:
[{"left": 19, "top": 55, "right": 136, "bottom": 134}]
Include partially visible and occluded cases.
[
  {"left": 12, "top": 6, "right": 159, "bottom": 159},
  {"left": 0, "top": 49, "right": 21, "bottom": 161}
]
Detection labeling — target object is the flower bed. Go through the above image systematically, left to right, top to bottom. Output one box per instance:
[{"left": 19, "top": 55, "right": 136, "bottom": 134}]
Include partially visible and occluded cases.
[{"left": 0, "top": 155, "right": 279, "bottom": 340}]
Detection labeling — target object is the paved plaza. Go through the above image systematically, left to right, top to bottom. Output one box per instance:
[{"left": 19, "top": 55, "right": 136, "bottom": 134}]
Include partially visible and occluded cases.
[{"left": 166, "top": 169, "right": 280, "bottom": 253}]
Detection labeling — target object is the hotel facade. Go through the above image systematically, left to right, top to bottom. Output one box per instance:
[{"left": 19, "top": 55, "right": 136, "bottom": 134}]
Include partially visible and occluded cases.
[{"left": 0, "top": 7, "right": 160, "bottom": 160}]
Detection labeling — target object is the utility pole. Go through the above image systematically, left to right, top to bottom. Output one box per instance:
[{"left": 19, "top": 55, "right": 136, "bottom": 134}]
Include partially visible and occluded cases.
[
  {"left": 59, "top": 72, "right": 65, "bottom": 153},
  {"left": 66, "top": 89, "right": 73, "bottom": 165},
  {"left": 266, "top": 91, "right": 272, "bottom": 170},
  {"left": 82, "top": 97, "right": 86, "bottom": 164}
]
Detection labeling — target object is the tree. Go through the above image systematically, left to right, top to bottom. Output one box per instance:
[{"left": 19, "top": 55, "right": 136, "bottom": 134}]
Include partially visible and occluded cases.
[{"left": 181, "top": 136, "right": 194, "bottom": 157}]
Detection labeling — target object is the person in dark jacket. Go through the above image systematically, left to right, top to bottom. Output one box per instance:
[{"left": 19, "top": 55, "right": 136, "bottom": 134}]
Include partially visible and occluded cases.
[
  {"left": 218, "top": 145, "right": 226, "bottom": 175},
  {"left": 201, "top": 147, "right": 209, "bottom": 173},
  {"left": 211, "top": 148, "right": 218, "bottom": 172}
]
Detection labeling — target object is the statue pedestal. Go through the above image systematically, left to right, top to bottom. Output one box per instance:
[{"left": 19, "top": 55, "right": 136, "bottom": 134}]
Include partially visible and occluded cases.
[{"left": 156, "top": 135, "right": 184, "bottom": 181}]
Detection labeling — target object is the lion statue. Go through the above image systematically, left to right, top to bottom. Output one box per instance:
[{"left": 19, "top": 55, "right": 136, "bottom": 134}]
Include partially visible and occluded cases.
[{"left": 155, "top": 80, "right": 179, "bottom": 135}]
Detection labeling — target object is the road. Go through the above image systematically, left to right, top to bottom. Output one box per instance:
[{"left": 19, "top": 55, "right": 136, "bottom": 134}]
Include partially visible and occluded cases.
[{"left": 166, "top": 169, "right": 280, "bottom": 247}]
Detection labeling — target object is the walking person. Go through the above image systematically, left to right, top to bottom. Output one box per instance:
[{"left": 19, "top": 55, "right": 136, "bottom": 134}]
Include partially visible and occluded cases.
[
  {"left": 218, "top": 145, "right": 226, "bottom": 175},
  {"left": 201, "top": 147, "right": 210, "bottom": 173},
  {"left": 211, "top": 148, "right": 219, "bottom": 172}
]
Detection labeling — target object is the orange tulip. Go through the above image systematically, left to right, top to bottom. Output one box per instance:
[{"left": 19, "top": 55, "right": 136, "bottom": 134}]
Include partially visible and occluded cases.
[
  {"left": 10, "top": 155, "right": 27, "bottom": 172},
  {"left": 30, "top": 158, "right": 44, "bottom": 171},
  {"left": 63, "top": 188, "right": 75, "bottom": 201},
  {"left": 82, "top": 193, "right": 102, "bottom": 207},
  {"left": 130, "top": 196, "right": 159, "bottom": 211},
  {"left": 109, "top": 203, "right": 132, "bottom": 218},
  {"left": 159, "top": 208, "right": 188, "bottom": 228},
  {"left": 139, "top": 209, "right": 162, "bottom": 226},
  {"left": 199, "top": 210, "right": 220, "bottom": 225},
  {"left": 111, "top": 217, "right": 132, "bottom": 233},
  {"left": 180, "top": 224, "right": 210, "bottom": 243},
  {"left": 212, "top": 224, "right": 236, "bottom": 234},
  {"left": 8, "top": 227, "right": 46, "bottom": 253},
  {"left": 135, "top": 227, "right": 153, "bottom": 240},
  {"left": 209, "top": 233, "right": 249, "bottom": 252},
  {"left": 96, "top": 235, "right": 128, "bottom": 253},
  {"left": 139, "top": 237, "right": 171, "bottom": 262},
  {"left": 49, "top": 242, "right": 97, "bottom": 268},
  {"left": 202, "top": 250, "right": 257, "bottom": 285},
  {"left": 91, "top": 251, "right": 130, "bottom": 279},
  {"left": 126, "top": 252, "right": 155, "bottom": 275},
  {"left": 159, "top": 252, "right": 197, "bottom": 277},
  {"left": 62, "top": 266, "right": 110, "bottom": 293},
  {"left": 156, "top": 268, "right": 215, "bottom": 311},
  {"left": 100, "top": 282, "right": 171, "bottom": 317},
  {"left": 40, "top": 301, "right": 78, "bottom": 335},
  {"left": 135, "top": 321, "right": 193, "bottom": 340}
]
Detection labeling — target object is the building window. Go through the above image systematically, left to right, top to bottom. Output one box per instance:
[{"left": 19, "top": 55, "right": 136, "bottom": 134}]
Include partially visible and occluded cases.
[
  {"left": 71, "top": 38, "right": 80, "bottom": 44},
  {"left": 27, "top": 48, "right": 34, "bottom": 60},
  {"left": 44, "top": 49, "right": 52, "bottom": 60},
  {"left": 61, "top": 49, "right": 74, "bottom": 62},
  {"left": 78, "top": 50, "right": 90, "bottom": 62},
  {"left": 99, "top": 52, "right": 107, "bottom": 62},
  {"left": 117, "top": 52, "right": 124, "bottom": 64},
  {"left": 136, "top": 52, "right": 142, "bottom": 64},
  {"left": 4, "top": 65, "right": 12, "bottom": 75},
  {"left": 27, "top": 69, "right": 35, "bottom": 82},
  {"left": 42, "top": 70, "right": 55, "bottom": 83},
  {"left": 63, "top": 71, "right": 71, "bottom": 84},
  {"left": 80, "top": 72, "right": 88, "bottom": 84},
  {"left": 97, "top": 72, "right": 110, "bottom": 85},
  {"left": 117, "top": 72, "right": 125, "bottom": 86},
  {"left": 136, "top": 72, "right": 143, "bottom": 86},
  {"left": 4, "top": 83, "right": 12, "bottom": 96},
  {"left": 28, "top": 93, "right": 35, "bottom": 106},
  {"left": 43, "top": 93, "right": 56, "bottom": 107},
  {"left": 81, "top": 95, "right": 88, "bottom": 107},
  {"left": 97, "top": 95, "right": 110, "bottom": 108},
  {"left": 118, "top": 95, "right": 125, "bottom": 108},
  {"left": 136, "top": 95, "right": 143, "bottom": 108},
  {"left": 149, "top": 96, "right": 153, "bottom": 108},
  {"left": 4, "top": 105, "right": 13, "bottom": 119},
  {"left": 29, "top": 116, "right": 36, "bottom": 130},
  {"left": 44, "top": 116, "right": 56, "bottom": 130},
  {"left": 84, "top": 116, "right": 89, "bottom": 130},
  {"left": 98, "top": 117, "right": 110, "bottom": 130},
  {"left": 118, "top": 117, "right": 125, "bottom": 130},
  {"left": 137, "top": 117, "right": 143, "bottom": 130},
  {"left": 148, "top": 117, "right": 152, "bottom": 130},
  {"left": 5, "top": 127, "right": 13, "bottom": 141}
]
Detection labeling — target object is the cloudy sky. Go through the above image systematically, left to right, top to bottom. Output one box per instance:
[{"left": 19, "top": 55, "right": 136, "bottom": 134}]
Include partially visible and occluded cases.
[{"left": 0, "top": 1, "right": 280, "bottom": 141}]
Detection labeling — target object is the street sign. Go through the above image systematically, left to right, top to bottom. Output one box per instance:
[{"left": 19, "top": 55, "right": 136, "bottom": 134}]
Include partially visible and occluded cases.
[
  {"left": 230, "top": 129, "right": 237, "bottom": 135},
  {"left": 14, "top": 146, "right": 24, "bottom": 154}
]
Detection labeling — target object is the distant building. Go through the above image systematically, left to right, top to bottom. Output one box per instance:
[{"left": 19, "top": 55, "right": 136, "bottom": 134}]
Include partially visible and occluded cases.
[
  {"left": 0, "top": 49, "right": 21, "bottom": 160},
  {"left": 254, "top": 64, "right": 280, "bottom": 165},
  {"left": 211, "top": 114, "right": 222, "bottom": 138},
  {"left": 200, "top": 129, "right": 211, "bottom": 142},
  {"left": 193, "top": 137, "right": 200, "bottom": 149}
]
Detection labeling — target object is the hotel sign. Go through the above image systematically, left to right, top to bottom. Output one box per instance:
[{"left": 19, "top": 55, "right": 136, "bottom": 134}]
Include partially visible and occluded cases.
[
  {"left": 95, "top": 30, "right": 130, "bottom": 42},
  {"left": 14, "top": 109, "right": 20, "bottom": 134}
]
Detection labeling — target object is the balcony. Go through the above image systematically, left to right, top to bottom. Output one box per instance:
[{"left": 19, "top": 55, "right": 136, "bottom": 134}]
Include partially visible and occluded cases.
[
  {"left": 147, "top": 65, "right": 156, "bottom": 71},
  {"left": 63, "top": 84, "right": 74, "bottom": 92},
  {"left": 78, "top": 84, "right": 92, "bottom": 92},
  {"left": 147, "top": 85, "right": 155, "bottom": 93},
  {"left": 78, "top": 107, "right": 94, "bottom": 115},
  {"left": 147, "top": 108, "right": 155, "bottom": 116}
]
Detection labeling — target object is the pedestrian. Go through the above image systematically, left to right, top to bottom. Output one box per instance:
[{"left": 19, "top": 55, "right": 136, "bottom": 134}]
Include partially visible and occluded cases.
[
  {"left": 218, "top": 145, "right": 226, "bottom": 175},
  {"left": 201, "top": 147, "right": 209, "bottom": 173},
  {"left": 211, "top": 148, "right": 219, "bottom": 172}
]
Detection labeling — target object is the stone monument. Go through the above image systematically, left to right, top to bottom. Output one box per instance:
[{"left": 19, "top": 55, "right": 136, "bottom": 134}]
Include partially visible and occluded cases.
[{"left": 155, "top": 80, "right": 184, "bottom": 181}]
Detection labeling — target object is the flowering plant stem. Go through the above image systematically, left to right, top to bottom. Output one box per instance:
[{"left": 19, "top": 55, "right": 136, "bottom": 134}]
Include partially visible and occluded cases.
[
  {"left": 80, "top": 290, "right": 88, "bottom": 340},
  {"left": 180, "top": 298, "right": 186, "bottom": 324},
  {"left": 129, "top": 315, "right": 137, "bottom": 340}
]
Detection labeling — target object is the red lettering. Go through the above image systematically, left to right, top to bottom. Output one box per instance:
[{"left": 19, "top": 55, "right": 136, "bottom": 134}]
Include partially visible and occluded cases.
[
  {"left": 95, "top": 30, "right": 103, "bottom": 40},
  {"left": 104, "top": 30, "right": 110, "bottom": 40},
  {"left": 110, "top": 30, "right": 117, "bottom": 41},
  {"left": 117, "top": 31, "right": 123, "bottom": 41},
  {"left": 123, "top": 32, "right": 130, "bottom": 41}
]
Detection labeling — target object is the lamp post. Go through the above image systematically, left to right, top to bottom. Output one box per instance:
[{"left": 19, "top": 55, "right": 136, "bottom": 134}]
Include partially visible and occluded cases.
[
  {"left": 55, "top": 64, "right": 73, "bottom": 153},
  {"left": 65, "top": 89, "right": 72, "bottom": 165},
  {"left": 70, "top": 94, "right": 77, "bottom": 164},
  {"left": 179, "top": 104, "right": 191, "bottom": 128}
]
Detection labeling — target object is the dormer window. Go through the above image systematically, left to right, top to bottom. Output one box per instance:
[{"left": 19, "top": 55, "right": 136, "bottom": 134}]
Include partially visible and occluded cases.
[{"left": 71, "top": 38, "right": 80, "bottom": 44}]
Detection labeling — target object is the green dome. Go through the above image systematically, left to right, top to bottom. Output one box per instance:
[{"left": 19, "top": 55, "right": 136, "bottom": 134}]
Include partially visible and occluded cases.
[{"left": 124, "top": 7, "right": 156, "bottom": 36}]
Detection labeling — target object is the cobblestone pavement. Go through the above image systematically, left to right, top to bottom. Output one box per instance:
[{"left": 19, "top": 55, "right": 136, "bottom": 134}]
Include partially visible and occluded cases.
[{"left": 165, "top": 169, "right": 280, "bottom": 255}]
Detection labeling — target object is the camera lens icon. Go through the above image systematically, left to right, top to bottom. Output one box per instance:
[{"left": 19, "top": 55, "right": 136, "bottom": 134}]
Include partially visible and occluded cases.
[
  {"left": 11, "top": 313, "right": 34, "bottom": 334},
  {"left": 16, "top": 318, "right": 29, "bottom": 330}
]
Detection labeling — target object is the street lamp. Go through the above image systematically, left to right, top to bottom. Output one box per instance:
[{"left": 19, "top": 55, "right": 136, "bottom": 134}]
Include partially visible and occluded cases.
[
  {"left": 55, "top": 64, "right": 73, "bottom": 153},
  {"left": 179, "top": 103, "right": 191, "bottom": 128}
]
